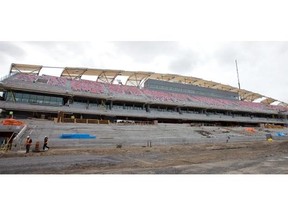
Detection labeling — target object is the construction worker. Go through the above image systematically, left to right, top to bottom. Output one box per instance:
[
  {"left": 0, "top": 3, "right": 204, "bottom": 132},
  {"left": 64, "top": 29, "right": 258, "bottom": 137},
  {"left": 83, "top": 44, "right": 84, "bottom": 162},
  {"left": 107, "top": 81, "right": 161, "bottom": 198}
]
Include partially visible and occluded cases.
[
  {"left": 8, "top": 111, "right": 13, "bottom": 119},
  {"left": 25, "top": 136, "right": 32, "bottom": 153},
  {"left": 43, "top": 136, "right": 49, "bottom": 151}
]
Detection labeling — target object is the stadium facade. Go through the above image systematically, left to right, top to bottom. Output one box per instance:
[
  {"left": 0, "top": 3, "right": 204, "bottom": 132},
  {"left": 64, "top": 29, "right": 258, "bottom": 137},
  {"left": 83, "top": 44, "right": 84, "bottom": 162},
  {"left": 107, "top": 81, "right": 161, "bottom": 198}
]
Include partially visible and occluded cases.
[{"left": 0, "top": 63, "right": 287, "bottom": 126}]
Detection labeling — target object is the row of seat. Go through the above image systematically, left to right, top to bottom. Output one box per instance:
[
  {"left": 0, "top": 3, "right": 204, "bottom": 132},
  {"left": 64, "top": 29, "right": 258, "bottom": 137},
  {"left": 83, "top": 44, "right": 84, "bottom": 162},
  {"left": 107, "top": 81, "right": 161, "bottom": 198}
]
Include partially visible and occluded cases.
[
  {"left": 8, "top": 73, "right": 288, "bottom": 113},
  {"left": 12, "top": 73, "right": 38, "bottom": 82},
  {"left": 46, "top": 75, "right": 67, "bottom": 87},
  {"left": 70, "top": 79, "right": 105, "bottom": 94},
  {"left": 105, "top": 84, "right": 143, "bottom": 96}
]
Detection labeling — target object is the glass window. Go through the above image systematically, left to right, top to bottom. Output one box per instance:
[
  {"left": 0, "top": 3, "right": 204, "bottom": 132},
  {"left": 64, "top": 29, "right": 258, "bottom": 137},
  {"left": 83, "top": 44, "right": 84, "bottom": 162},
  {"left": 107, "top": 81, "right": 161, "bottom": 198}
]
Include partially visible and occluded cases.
[
  {"left": 6, "top": 92, "right": 13, "bottom": 101},
  {"left": 14, "top": 92, "right": 21, "bottom": 102},
  {"left": 14, "top": 92, "right": 21, "bottom": 98},
  {"left": 21, "top": 93, "right": 29, "bottom": 103},
  {"left": 22, "top": 93, "right": 29, "bottom": 99},
  {"left": 29, "top": 94, "right": 37, "bottom": 103},
  {"left": 37, "top": 95, "right": 44, "bottom": 104},
  {"left": 44, "top": 96, "right": 51, "bottom": 104},
  {"left": 49, "top": 96, "right": 61, "bottom": 106},
  {"left": 50, "top": 97, "right": 57, "bottom": 105},
  {"left": 56, "top": 97, "right": 62, "bottom": 105},
  {"left": 21, "top": 98, "right": 28, "bottom": 103}
]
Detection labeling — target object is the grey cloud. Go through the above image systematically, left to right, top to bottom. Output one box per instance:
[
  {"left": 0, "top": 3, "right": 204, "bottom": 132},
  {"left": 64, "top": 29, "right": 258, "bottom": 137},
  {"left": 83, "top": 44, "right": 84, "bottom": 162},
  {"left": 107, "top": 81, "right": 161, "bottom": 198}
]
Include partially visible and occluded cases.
[
  {"left": 0, "top": 41, "right": 25, "bottom": 58},
  {"left": 24, "top": 41, "right": 94, "bottom": 67},
  {"left": 26, "top": 41, "right": 88, "bottom": 57},
  {"left": 30, "top": 41, "right": 87, "bottom": 51},
  {"left": 113, "top": 41, "right": 179, "bottom": 63},
  {"left": 113, "top": 41, "right": 204, "bottom": 73},
  {"left": 213, "top": 41, "right": 288, "bottom": 79},
  {"left": 0, "top": 42, "right": 26, "bottom": 77},
  {"left": 214, "top": 42, "right": 264, "bottom": 66},
  {"left": 215, "top": 42, "right": 288, "bottom": 102},
  {"left": 276, "top": 42, "right": 288, "bottom": 54},
  {"left": 215, "top": 43, "right": 242, "bottom": 65},
  {"left": 169, "top": 50, "right": 199, "bottom": 73}
]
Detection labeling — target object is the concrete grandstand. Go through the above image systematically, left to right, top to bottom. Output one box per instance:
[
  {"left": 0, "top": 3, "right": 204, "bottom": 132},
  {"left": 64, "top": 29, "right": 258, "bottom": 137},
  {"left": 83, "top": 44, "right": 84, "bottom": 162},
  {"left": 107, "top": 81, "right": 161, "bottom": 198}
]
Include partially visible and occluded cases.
[{"left": 0, "top": 63, "right": 287, "bottom": 126}]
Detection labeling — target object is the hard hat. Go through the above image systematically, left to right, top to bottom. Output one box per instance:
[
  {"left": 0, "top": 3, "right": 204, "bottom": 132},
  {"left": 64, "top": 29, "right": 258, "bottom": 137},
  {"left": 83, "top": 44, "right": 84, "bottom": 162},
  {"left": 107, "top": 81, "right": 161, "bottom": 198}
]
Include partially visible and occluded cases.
[{"left": 27, "top": 136, "right": 30, "bottom": 138}]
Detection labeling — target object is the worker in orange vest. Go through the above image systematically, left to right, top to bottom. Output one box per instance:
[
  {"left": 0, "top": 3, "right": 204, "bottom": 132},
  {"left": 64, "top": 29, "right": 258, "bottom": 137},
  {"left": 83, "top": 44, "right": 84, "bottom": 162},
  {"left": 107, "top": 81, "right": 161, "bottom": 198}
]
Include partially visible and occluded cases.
[{"left": 25, "top": 136, "right": 32, "bottom": 153}]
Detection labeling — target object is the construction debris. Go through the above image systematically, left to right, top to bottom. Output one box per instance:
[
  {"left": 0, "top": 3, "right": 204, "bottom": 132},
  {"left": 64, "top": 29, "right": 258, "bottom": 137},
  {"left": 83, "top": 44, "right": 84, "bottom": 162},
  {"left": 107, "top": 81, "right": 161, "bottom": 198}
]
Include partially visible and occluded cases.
[{"left": 1, "top": 118, "right": 25, "bottom": 126}]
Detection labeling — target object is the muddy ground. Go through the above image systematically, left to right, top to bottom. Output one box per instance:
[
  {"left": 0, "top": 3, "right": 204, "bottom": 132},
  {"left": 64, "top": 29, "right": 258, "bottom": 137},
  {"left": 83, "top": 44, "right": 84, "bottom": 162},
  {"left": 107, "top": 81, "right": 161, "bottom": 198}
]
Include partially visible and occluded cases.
[{"left": 1, "top": 140, "right": 288, "bottom": 174}]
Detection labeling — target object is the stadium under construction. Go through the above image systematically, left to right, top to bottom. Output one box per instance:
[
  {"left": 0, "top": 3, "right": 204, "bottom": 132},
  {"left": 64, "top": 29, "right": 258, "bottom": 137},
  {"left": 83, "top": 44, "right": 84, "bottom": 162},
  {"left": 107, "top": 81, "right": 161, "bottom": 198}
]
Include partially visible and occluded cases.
[{"left": 0, "top": 63, "right": 288, "bottom": 127}]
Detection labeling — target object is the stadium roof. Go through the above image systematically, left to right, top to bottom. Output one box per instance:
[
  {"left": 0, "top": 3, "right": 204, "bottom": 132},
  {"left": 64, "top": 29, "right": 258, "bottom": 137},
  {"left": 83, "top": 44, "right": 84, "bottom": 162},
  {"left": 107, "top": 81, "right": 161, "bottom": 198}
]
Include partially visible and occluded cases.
[{"left": 9, "top": 63, "right": 288, "bottom": 106}]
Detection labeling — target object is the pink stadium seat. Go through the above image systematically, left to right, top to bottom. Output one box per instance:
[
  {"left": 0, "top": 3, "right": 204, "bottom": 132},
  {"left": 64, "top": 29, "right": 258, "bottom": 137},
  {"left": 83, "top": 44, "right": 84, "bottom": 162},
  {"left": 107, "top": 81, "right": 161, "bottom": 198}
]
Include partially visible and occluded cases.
[
  {"left": 7, "top": 73, "right": 288, "bottom": 115},
  {"left": 12, "top": 73, "right": 38, "bottom": 82},
  {"left": 47, "top": 76, "right": 67, "bottom": 87}
]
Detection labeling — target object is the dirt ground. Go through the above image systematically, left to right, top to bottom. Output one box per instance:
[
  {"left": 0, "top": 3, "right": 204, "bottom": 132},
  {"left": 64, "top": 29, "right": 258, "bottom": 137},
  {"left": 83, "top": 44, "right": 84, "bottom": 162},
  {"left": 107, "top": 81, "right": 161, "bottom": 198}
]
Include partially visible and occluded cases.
[{"left": 1, "top": 140, "right": 288, "bottom": 174}]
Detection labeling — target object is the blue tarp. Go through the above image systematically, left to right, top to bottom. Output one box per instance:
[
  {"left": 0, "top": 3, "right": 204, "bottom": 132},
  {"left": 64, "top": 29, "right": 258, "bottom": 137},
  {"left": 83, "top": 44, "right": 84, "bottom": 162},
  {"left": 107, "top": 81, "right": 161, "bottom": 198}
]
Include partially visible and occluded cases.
[
  {"left": 276, "top": 132, "right": 286, "bottom": 137},
  {"left": 59, "top": 133, "right": 96, "bottom": 139}
]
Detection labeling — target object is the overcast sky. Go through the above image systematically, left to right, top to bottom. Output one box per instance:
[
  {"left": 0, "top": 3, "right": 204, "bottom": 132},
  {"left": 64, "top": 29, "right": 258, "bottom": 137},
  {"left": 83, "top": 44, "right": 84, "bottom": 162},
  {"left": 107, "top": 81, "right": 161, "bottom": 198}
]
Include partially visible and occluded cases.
[
  {"left": 1, "top": 1, "right": 288, "bottom": 104},
  {"left": 0, "top": 41, "right": 287, "bottom": 103}
]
